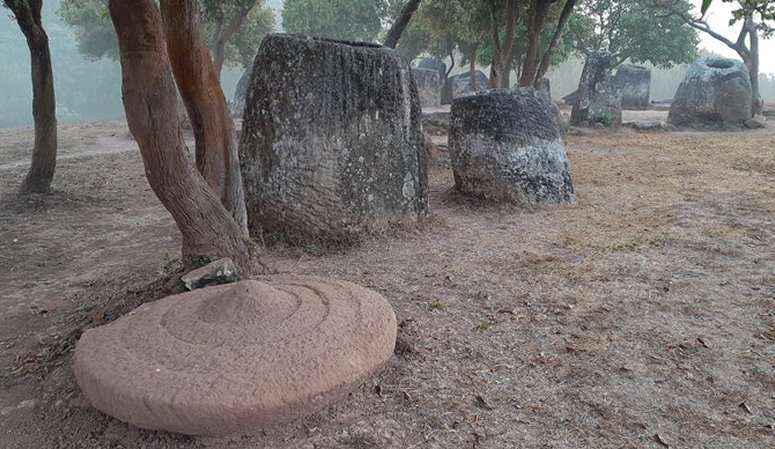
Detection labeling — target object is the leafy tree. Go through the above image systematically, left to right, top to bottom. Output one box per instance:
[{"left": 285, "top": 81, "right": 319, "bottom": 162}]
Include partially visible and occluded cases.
[
  {"left": 3, "top": 0, "right": 58, "bottom": 194},
  {"left": 58, "top": 0, "right": 274, "bottom": 75},
  {"left": 282, "top": 0, "right": 389, "bottom": 42},
  {"left": 384, "top": 0, "right": 422, "bottom": 48},
  {"left": 567, "top": 0, "right": 699, "bottom": 68},
  {"left": 646, "top": 0, "right": 773, "bottom": 114}
]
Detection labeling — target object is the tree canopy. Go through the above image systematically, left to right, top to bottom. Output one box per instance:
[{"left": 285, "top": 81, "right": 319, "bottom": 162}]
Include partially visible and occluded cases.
[
  {"left": 58, "top": 0, "right": 274, "bottom": 69},
  {"left": 281, "top": 0, "right": 390, "bottom": 42},
  {"left": 566, "top": 0, "right": 699, "bottom": 68}
]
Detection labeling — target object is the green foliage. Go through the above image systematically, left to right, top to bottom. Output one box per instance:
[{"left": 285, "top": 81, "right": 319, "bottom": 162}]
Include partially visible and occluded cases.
[
  {"left": 57, "top": 0, "right": 275, "bottom": 68},
  {"left": 282, "top": 0, "right": 389, "bottom": 42},
  {"left": 566, "top": 0, "right": 699, "bottom": 68},
  {"left": 222, "top": 6, "right": 274, "bottom": 68},
  {"left": 596, "top": 111, "right": 613, "bottom": 127},
  {"left": 294, "top": 243, "right": 320, "bottom": 257},
  {"left": 159, "top": 253, "right": 182, "bottom": 276},
  {"left": 184, "top": 254, "right": 213, "bottom": 269},
  {"left": 429, "top": 299, "right": 445, "bottom": 310},
  {"left": 473, "top": 322, "right": 491, "bottom": 331}
]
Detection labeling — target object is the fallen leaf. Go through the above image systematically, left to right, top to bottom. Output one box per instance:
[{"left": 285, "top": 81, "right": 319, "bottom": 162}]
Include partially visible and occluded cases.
[
  {"left": 697, "top": 337, "right": 710, "bottom": 348},
  {"left": 374, "top": 385, "right": 384, "bottom": 396},
  {"left": 739, "top": 402, "right": 753, "bottom": 414},
  {"left": 652, "top": 433, "right": 669, "bottom": 448}
]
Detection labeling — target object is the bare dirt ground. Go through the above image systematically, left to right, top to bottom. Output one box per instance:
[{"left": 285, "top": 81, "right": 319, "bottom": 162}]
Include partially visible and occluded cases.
[{"left": 0, "top": 115, "right": 773, "bottom": 449}]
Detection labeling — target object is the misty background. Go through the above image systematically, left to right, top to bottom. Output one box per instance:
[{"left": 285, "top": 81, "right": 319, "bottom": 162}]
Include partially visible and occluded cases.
[{"left": 1, "top": 0, "right": 773, "bottom": 129}]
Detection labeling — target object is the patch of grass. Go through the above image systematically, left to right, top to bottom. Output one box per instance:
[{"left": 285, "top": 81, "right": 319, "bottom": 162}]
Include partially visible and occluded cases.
[
  {"left": 596, "top": 112, "right": 613, "bottom": 127},
  {"left": 612, "top": 236, "right": 647, "bottom": 252},
  {"left": 294, "top": 243, "right": 320, "bottom": 257},
  {"left": 159, "top": 252, "right": 181, "bottom": 276},
  {"left": 184, "top": 255, "right": 212, "bottom": 269},
  {"left": 430, "top": 299, "right": 445, "bottom": 310},
  {"left": 473, "top": 322, "right": 491, "bottom": 332}
]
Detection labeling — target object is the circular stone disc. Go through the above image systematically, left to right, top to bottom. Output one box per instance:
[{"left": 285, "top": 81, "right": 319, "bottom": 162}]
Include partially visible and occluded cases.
[{"left": 73, "top": 276, "right": 397, "bottom": 435}]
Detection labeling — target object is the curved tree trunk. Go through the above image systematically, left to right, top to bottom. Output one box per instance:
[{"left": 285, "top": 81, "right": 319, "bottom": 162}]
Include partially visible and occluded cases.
[
  {"left": 5, "top": 0, "right": 57, "bottom": 195},
  {"left": 108, "top": 0, "right": 249, "bottom": 269},
  {"left": 160, "top": 0, "right": 248, "bottom": 235},
  {"left": 384, "top": 0, "right": 422, "bottom": 49},
  {"left": 518, "top": 0, "right": 551, "bottom": 87},
  {"left": 534, "top": 0, "right": 576, "bottom": 86},
  {"left": 747, "top": 20, "right": 763, "bottom": 116}
]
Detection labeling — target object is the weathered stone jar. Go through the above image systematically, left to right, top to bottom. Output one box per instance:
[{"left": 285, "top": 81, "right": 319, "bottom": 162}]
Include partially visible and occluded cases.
[
  {"left": 239, "top": 34, "right": 428, "bottom": 243},
  {"left": 571, "top": 51, "right": 622, "bottom": 127},
  {"left": 668, "top": 57, "right": 752, "bottom": 126},
  {"left": 613, "top": 64, "right": 651, "bottom": 110},
  {"left": 412, "top": 67, "right": 442, "bottom": 108},
  {"left": 449, "top": 88, "right": 575, "bottom": 207}
]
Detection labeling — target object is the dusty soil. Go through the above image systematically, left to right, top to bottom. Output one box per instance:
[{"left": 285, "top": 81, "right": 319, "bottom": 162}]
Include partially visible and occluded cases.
[{"left": 0, "top": 115, "right": 774, "bottom": 449}]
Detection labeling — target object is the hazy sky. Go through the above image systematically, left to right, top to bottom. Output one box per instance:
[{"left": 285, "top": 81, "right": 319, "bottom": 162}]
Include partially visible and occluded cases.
[{"left": 692, "top": 0, "right": 774, "bottom": 74}]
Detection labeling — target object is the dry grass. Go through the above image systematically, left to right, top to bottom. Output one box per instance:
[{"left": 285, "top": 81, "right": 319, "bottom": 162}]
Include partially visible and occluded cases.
[{"left": 0, "top": 121, "right": 773, "bottom": 448}]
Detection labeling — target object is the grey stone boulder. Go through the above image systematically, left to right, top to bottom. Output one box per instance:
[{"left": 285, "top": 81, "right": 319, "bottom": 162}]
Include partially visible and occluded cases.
[
  {"left": 239, "top": 34, "right": 428, "bottom": 243},
  {"left": 571, "top": 51, "right": 622, "bottom": 127},
  {"left": 668, "top": 57, "right": 752, "bottom": 126},
  {"left": 231, "top": 62, "right": 253, "bottom": 117},
  {"left": 613, "top": 64, "right": 651, "bottom": 110},
  {"left": 412, "top": 68, "right": 442, "bottom": 108},
  {"left": 443, "top": 70, "right": 489, "bottom": 104},
  {"left": 449, "top": 88, "right": 575, "bottom": 206},
  {"left": 745, "top": 115, "right": 766, "bottom": 129},
  {"left": 181, "top": 258, "right": 239, "bottom": 291}
]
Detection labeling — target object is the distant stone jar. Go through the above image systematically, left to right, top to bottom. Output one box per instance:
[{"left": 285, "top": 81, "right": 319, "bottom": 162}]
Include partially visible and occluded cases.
[
  {"left": 239, "top": 34, "right": 428, "bottom": 243},
  {"left": 571, "top": 51, "right": 622, "bottom": 127},
  {"left": 668, "top": 57, "right": 752, "bottom": 126},
  {"left": 613, "top": 64, "right": 651, "bottom": 110},
  {"left": 412, "top": 68, "right": 442, "bottom": 108},
  {"left": 443, "top": 70, "right": 489, "bottom": 104},
  {"left": 449, "top": 88, "right": 575, "bottom": 207}
]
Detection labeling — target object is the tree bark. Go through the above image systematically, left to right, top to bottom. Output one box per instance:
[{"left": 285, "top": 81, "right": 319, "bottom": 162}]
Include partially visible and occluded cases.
[
  {"left": 5, "top": 0, "right": 57, "bottom": 195},
  {"left": 108, "top": 0, "right": 249, "bottom": 269},
  {"left": 161, "top": 0, "right": 249, "bottom": 235},
  {"left": 384, "top": 0, "right": 422, "bottom": 48},
  {"left": 488, "top": 0, "right": 519, "bottom": 88},
  {"left": 518, "top": 0, "right": 552, "bottom": 87},
  {"left": 534, "top": 0, "right": 576, "bottom": 86},
  {"left": 747, "top": 18, "right": 763, "bottom": 115},
  {"left": 469, "top": 42, "right": 480, "bottom": 91}
]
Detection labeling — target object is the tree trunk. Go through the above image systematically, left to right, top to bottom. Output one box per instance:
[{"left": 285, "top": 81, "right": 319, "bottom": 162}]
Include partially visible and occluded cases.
[
  {"left": 5, "top": 0, "right": 57, "bottom": 195},
  {"left": 108, "top": 0, "right": 249, "bottom": 269},
  {"left": 161, "top": 0, "right": 249, "bottom": 235},
  {"left": 384, "top": 0, "right": 422, "bottom": 48},
  {"left": 488, "top": 0, "right": 518, "bottom": 88},
  {"left": 497, "top": 0, "right": 519, "bottom": 88},
  {"left": 518, "top": 0, "right": 551, "bottom": 87},
  {"left": 534, "top": 0, "right": 576, "bottom": 86},
  {"left": 207, "top": 4, "right": 255, "bottom": 81},
  {"left": 747, "top": 19, "right": 763, "bottom": 116},
  {"left": 212, "top": 41, "right": 226, "bottom": 82},
  {"left": 469, "top": 42, "right": 480, "bottom": 91}
]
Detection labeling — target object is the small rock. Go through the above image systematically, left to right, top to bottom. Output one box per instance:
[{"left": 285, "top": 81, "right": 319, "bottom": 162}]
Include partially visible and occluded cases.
[
  {"left": 763, "top": 107, "right": 775, "bottom": 117},
  {"left": 745, "top": 115, "right": 766, "bottom": 129},
  {"left": 181, "top": 258, "right": 239, "bottom": 291}
]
